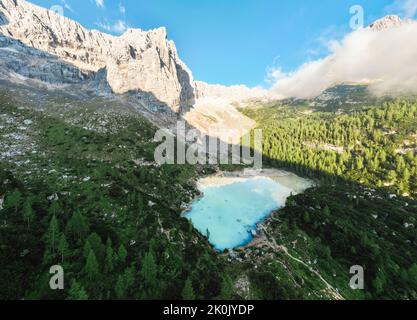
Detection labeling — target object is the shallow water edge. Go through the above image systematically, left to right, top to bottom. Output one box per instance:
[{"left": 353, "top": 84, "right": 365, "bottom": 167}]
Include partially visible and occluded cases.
[{"left": 184, "top": 169, "right": 314, "bottom": 251}]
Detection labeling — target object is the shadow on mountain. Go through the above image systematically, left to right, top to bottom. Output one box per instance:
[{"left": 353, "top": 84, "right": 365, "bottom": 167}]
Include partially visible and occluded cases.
[
  {"left": 0, "top": 10, "right": 8, "bottom": 26},
  {"left": 0, "top": 34, "right": 193, "bottom": 124},
  {"left": 0, "top": 34, "right": 93, "bottom": 85},
  {"left": 176, "top": 62, "right": 195, "bottom": 114},
  {"left": 238, "top": 148, "right": 417, "bottom": 299}
]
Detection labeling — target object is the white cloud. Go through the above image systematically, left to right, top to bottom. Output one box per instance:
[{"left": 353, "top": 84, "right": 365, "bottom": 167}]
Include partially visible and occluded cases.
[
  {"left": 60, "top": 0, "right": 76, "bottom": 14},
  {"left": 95, "top": 0, "right": 104, "bottom": 8},
  {"left": 387, "top": 0, "right": 417, "bottom": 18},
  {"left": 119, "top": 3, "right": 126, "bottom": 15},
  {"left": 269, "top": 18, "right": 417, "bottom": 99},
  {"left": 96, "top": 19, "right": 128, "bottom": 34},
  {"left": 112, "top": 20, "right": 128, "bottom": 33}
]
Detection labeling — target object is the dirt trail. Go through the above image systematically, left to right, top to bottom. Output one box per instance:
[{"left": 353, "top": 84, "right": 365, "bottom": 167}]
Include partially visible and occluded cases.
[{"left": 259, "top": 225, "right": 345, "bottom": 300}]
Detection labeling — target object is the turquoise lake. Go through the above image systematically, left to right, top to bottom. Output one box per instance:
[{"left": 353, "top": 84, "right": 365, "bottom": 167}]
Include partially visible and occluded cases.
[{"left": 185, "top": 173, "right": 312, "bottom": 251}]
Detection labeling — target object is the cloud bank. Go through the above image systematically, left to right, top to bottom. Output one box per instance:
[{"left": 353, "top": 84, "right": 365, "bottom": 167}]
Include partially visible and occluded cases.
[
  {"left": 95, "top": 0, "right": 104, "bottom": 8},
  {"left": 269, "top": 17, "right": 417, "bottom": 99},
  {"left": 96, "top": 20, "right": 128, "bottom": 34}
]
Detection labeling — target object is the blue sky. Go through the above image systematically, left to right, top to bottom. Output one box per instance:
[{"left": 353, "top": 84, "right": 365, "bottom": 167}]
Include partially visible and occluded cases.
[{"left": 29, "top": 0, "right": 416, "bottom": 87}]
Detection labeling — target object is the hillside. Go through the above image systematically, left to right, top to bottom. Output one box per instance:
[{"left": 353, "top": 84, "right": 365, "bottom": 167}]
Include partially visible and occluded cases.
[{"left": 240, "top": 99, "right": 417, "bottom": 299}]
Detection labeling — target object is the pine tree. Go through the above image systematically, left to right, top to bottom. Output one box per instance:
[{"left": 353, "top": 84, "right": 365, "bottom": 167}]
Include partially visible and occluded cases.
[
  {"left": 387, "top": 170, "right": 397, "bottom": 182},
  {"left": 6, "top": 189, "right": 22, "bottom": 213},
  {"left": 22, "top": 199, "right": 35, "bottom": 230},
  {"left": 49, "top": 201, "right": 61, "bottom": 217},
  {"left": 323, "top": 205, "right": 331, "bottom": 217},
  {"left": 66, "top": 210, "right": 89, "bottom": 241},
  {"left": 303, "top": 211, "right": 311, "bottom": 223},
  {"left": 43, "top": 215, "right": 60, "bottom": 263},
  {"left": 44, "top": 215, "right": 59, "bottom": 253},
  {"left": 58, "top": 233, "right": 69, "bottom": 264},
  {"left": 85, "top": 233, "right": 105, "bottom": 261},
  {"left": 105, "top": 238, "right": 115, "bottom": 273},
  {"left": 83, "top": 241, "right": 93, "bottom": 260},
  {"left": 117, "top": 244, "right": 128, "bottom": 265},
  {"left": 85, "top": 250, "right": 99, "bottom": 281},
  {"left": 140, "top": 250, "right": 158, "bottom": 298},
  {"left": 408, "top": 264, "right": 417, "bottom": 287},
  {"left": 115, "top": 267, "right": 135, "bottom": 299},
  {"left": 373, "top": 270, "right": 387, "bottom": 295},
  {"left": 220, "top": 276, "right": 234, "bottom": 300},
  {"left": 181, "top": 278, "right": 195, "bottom": 300},
  {"left": 67, "top": 280, "right": 89, "bottom": 300}
]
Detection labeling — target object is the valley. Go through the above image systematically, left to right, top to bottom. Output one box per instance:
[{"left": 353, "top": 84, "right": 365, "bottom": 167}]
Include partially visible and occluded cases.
[
  {"left": 0, "top": 0, "right": 417, "bottom": 302},
  {"left": 2, "top": 87, "right": 417, "bottom": 300}
]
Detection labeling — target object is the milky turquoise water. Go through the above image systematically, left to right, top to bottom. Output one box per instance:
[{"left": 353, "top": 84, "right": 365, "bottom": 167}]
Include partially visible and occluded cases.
[{"left": 185, "top": 176, "right": 302, "bottom": 251}]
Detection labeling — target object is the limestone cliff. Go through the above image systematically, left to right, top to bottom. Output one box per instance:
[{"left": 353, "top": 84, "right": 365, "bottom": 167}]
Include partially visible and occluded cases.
[
  {"left": 0, "top": 0, "right": 195, "bottom": 112},
  {"left": 0, "top": 0, "right": 262, "bottom": 140}
]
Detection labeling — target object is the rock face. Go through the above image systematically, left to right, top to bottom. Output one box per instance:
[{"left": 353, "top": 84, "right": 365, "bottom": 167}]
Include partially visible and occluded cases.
[
  {"left": 0, "top": 0, "right": 194, "bottom": 112},
  {"left": 0, "top": 0, "right": 263, "bottom": 141},
  {"left": 0, "top": 34, "right": 91, "bottom": 85},
  {"left": 185, "top": 82, "right": 267, "bottom": 143}
]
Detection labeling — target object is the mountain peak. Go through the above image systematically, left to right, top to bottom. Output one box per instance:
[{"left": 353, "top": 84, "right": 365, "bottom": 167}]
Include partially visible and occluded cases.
[
  {"left": 0, "top": 0, "right": 195, "bottom": 112},
  {"left": 368, "top": 15, "right": 412, "bottom": 31}
]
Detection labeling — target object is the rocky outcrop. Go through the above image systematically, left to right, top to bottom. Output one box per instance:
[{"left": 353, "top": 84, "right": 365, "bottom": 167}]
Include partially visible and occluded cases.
[
  {"left": 0, "top": 0, "right": 194, "bottom": 112},
  {"left": 368, "top": 15, "right": 412, "bottom": 31},
  {"left": 0, "top": 34, "right": 90, "bottom": 85},
  {"left": 185, "top": 82, "right": 267, "bottom": 142}
]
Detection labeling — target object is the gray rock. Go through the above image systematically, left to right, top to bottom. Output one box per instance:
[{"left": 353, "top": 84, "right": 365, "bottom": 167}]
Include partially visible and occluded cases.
[{"left": 0, "top": 0, "right": 195, "bottom": 112}]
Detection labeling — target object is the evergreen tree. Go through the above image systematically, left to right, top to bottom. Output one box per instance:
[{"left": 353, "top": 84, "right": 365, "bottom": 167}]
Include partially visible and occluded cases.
[
  {"left": 6, "top": 189, "right": 22, "bottom": 213},
  {"left": 22, "top": 199, "right": 35, "bottom": 230},
  {"left": 49, "top": 201, "right": 61, "bottom": 217},
  {"left": 323, "top": 205, "right": 331, "bottom": 217},
  {"left": 66, "top": 210, "right": 89, "bottom": 241},
  {"left": 303, "top": 211, "right": 311, "bottom": 223},
  {"left": 43, "top": 215, "right": 60, "bottom": 263},
  {"left": 57, "top": 233, "right": 69, "bottom": 264},
  {"left": 85, "top": 233, "right": 105, "bottom": 261},
  {"left": 105, "top": 238, "right": 115, "bottom": 273},
  {"left": 83, "top": 240, "right": 93, "bottom": 260},
  {"left": 117, "top": 244, "right": 128, "bottom": 265},
  {"left": 85, "top": 250, "right": 99, "bottom": 281},
  {"left": 140, "top": 250, "right": 158, "bottom": 298},
  {"left": 408, "top": 264, "right": 417, "bottom": 287},
  {"left": 115, "top": 267, "right": 135, "bottom": 299},
  {"left": 220, "top": 276, "right": 234, "bottom": 300},
  {"left": 182, "top": 278, "right": 195, "bottom": 300},
  {"left": 67, "top": 280, "right": 89, "bottom": 300}
]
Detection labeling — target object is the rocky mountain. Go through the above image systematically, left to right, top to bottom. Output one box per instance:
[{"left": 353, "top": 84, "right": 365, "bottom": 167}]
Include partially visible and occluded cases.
[
  {"left": 0, "top": 0, "right": 264, "bottom": 140},
  {"left": 0, "top": 0, "right": 196, "bottom": 113},
  {"left": 368, "top": 15, "right": 412, "bottom": 31},
  {"left": 184, "top": 81, "right": 268, "bottom": 143}
]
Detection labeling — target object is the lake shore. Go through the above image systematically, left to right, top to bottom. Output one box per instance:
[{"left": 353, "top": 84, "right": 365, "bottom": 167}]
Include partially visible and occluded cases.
[
  {"left": 185, "top": 168, "right": 315, "bottom": 251},
  {"left": 198, "top": 168, "right": 314, "bottom": 194}
]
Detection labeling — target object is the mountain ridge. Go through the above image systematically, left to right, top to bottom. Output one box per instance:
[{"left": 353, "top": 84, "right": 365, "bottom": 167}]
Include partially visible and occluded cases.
[
  {"left": 0, "top": 0, "right": 263, "bottom": 141},
  {"left": 0, "top": 0, "right": 195, "bottom": 112}
]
